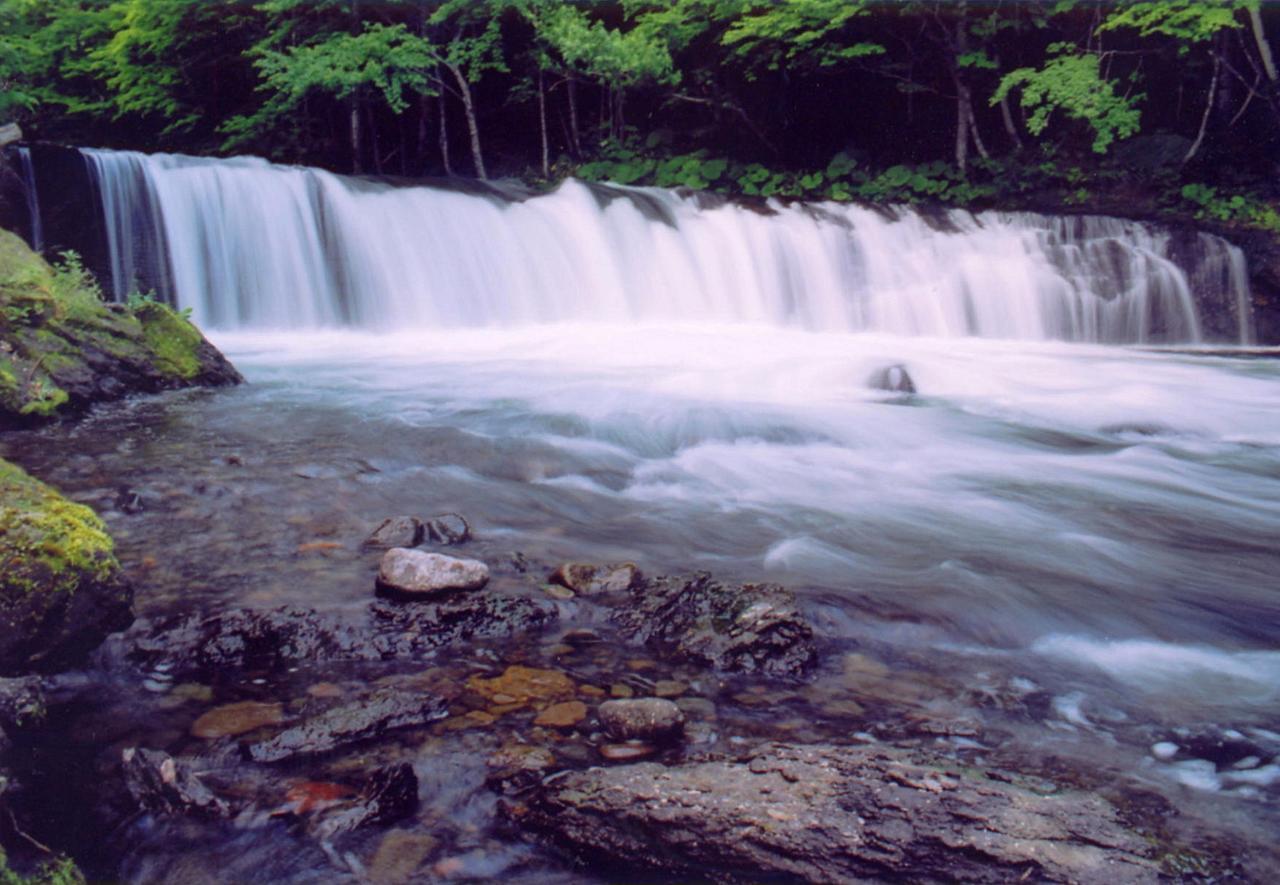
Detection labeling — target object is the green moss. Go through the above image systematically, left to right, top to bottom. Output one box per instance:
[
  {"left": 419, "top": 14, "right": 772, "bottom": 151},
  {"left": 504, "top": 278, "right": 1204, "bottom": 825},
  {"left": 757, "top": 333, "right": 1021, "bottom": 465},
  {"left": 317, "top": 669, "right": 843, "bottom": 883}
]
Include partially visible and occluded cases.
[
  {"left": 135, "top": 300, "right": 202, "bottom": 379},
  {"left": 0, "top": 459, "right": 119, "bottom": 600},
  {"left": 0, "top": 848, "right": 85, "bottom": 885}
]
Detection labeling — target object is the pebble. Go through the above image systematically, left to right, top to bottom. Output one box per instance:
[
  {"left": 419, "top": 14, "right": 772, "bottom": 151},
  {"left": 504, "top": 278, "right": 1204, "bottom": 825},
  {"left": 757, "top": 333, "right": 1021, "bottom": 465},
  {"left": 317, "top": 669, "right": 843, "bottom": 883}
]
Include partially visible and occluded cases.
[
  {"left": 363, "top": 516, "right": 424, "bottom": 549},
  {"left": 550, "top": 561, "right": 640, "bottom": 595},
  {"left": 541, "top": 584, "right": 575, "bottom": 600},
  {"left": 653, "top": 680, "right": 687, "bottom": 698},
  {"left": 610, "top": 683, "right": 634, "bottom": 699},
  {"left": 598, "top": 698, "right": 685, "bottom": 743},
  {"left": 599, "top": 741, "right": 657, "bottom": 762},
  {"left": 1151, "top": 741, "right": 1180, "bottom": 761}
]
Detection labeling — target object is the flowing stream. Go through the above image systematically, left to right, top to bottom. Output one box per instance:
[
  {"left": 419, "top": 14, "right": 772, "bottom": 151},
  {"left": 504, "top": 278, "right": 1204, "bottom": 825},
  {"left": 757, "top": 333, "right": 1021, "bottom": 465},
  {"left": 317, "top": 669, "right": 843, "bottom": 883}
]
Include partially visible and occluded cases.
[{"left": 4, "top": 148, "right": 1279, "bottom": 880}]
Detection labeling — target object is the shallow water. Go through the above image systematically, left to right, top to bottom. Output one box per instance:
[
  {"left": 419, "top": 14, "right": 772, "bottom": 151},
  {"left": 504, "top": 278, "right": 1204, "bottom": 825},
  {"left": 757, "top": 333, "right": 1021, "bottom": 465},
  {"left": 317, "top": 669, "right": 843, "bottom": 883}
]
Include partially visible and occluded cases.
[{"left": 5, "top": 325, "right": 1280, "bottom": 879}]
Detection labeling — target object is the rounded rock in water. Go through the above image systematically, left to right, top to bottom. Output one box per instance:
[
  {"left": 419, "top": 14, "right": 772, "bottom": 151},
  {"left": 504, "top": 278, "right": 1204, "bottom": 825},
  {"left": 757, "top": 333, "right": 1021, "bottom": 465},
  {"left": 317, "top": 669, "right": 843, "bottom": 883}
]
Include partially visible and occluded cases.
[
  {"left": 868, "top": 364, "right": 916, "bottom": 394},
  {"left": 376, "top": 548, "right": 489, "bottom": 596},
  {"left": 598, "top": 697, "right": 685, "bottom": 743}
]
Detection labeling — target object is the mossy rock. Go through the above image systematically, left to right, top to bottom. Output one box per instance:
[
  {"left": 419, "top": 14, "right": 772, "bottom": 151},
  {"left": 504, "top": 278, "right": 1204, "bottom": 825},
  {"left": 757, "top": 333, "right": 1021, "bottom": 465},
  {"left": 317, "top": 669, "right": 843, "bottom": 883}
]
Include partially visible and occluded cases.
[
  {"left": 0, "top": 228, "right": 241, "bottom": 428},
  {"left": 0, "top": 458, "right": 133, "bottom": 675}
]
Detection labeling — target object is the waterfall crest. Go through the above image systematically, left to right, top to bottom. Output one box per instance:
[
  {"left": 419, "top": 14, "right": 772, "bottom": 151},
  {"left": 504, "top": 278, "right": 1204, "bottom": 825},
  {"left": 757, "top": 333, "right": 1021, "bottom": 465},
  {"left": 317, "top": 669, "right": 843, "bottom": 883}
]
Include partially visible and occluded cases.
[{"left": 79, "top": 148, "right": 1253, "bottom": 343}]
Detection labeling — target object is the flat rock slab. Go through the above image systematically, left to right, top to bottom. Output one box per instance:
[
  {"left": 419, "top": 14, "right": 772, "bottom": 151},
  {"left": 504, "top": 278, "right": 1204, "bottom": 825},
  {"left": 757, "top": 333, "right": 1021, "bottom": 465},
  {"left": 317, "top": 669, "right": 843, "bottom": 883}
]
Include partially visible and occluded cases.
[
  {"left": 376, "top": 549, "right": 489, "bottom": 596},
  {"left": 613, "top": 573, "right": 815, "bottom": 677},
  {"left": 246, "top": 688, "right": 449, "bottom": 762},
  {"left": 516, "top": 742, "right": 1163, "bottom": 884}
]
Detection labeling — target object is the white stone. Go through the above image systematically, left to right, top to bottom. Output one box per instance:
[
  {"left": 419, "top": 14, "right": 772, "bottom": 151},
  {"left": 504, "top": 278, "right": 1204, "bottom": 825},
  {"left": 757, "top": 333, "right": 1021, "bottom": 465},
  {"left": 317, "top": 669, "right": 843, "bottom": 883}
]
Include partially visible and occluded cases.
[
  {"left": 376, "top": 548, "right": 489, "bottom": 595},
  {"left": 1151, "top": 741, "right": 1179, "bottom": 761}
]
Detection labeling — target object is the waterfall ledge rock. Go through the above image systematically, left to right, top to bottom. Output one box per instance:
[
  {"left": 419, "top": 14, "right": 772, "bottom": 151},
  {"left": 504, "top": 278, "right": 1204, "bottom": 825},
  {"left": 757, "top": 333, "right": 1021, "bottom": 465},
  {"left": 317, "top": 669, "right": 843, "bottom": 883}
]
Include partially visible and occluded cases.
[
  {"left": 0, "top": 229, "right": 241, "bottom": 428},
  {"left": 376, "top": 549, "right": 490, "bottom": 596}
]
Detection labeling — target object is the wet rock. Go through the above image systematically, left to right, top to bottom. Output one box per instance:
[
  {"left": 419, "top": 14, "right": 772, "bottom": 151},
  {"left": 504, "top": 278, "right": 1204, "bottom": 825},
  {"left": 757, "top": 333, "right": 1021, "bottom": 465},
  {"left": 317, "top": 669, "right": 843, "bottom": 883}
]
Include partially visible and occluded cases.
[
  {"left": 868, "top": 363, "right": 916, "bottom": 394},
  {"left": 0, "top": 459, "right": 134, "bottom": 675},
  {"left": 424, "top": 513, "right": 471, "bottom": 545},
  {"left": 363, "top": 517, "right": 423, "bottom": 550},
  {"left": 376, "top": 549, "right": 489, "bottom": 596},
  {"left": 550, "top": 562, "right": 641, "bottom": 596},
  {"left": 613, "top": 573, "right": 816, "bottom": 677},
  {"left": 129, "top": 595, "right": 557, "bottom": 675},
  {"left": 0, "top": 675, "right": 47, "bottom": 730},
  {"left": 653, "top": 680, "right": 687, "bottom": 698},
  {"left": 246, "top": 688, "right": 449, "bottom": 762},
  {"left": 598, "top": 698, "right": 684, "bottom": 743},
  {"left": 191, "top": 700, "right": 285, "bottom": 739},
  {"left": 534, "top": 700, "right": 588, "bottom": 729},
  {"left": 517, "top": 742, "right": 1161, "bottom": 884},
  {"left": 122, "top": 747, "right": 231, "bottom": 818},
  {"left": 312, "top": 763, "right": 419, "bottom": 839},
  {"left": 369, "top": 830, "right": 436, "bottom": 884}
]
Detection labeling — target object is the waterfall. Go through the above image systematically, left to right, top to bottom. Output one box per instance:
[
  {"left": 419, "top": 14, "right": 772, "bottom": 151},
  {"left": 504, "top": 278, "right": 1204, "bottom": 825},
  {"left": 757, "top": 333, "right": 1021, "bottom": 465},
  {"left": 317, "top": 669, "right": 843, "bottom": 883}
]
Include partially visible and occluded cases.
[
  {"left": 15, "top": 147, "right": 43, "bottom": 253},
  {"left": 78, "top": 148, "right": 1253, "bottom": 343}
]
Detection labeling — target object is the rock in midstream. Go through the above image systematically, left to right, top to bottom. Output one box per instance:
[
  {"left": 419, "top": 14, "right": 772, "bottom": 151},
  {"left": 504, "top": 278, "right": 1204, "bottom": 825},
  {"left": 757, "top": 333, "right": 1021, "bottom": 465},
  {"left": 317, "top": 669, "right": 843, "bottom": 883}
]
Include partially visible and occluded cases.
[
  {"left": 363, "top": 517, "right": 424, "bottom": 549},
  {"left": 376, "top": 549, "right": 489, "bottom": 596},
  {"left": 549, "top": 562, "right": 641, "bottom": 596},
  {"left": 613, "top": 573, "right": 816, "bottom": 677},
  {"left": 124, "top": 594, "right": 558, "bottom": 676},
  {"left": 245, "top": 688, "right": 449, "bottom": 762},
  {"left": 597, "top": 698, "right": 684, "bottom": 743},
  {"left": 514, "top": 742, "right": 1163, "bottom": 884},
  {"left": 122, "top": 747, "right": 231, "bottom": 819},
  {"left": 312, "top": 763, "right": 419, "bottom": 839}
]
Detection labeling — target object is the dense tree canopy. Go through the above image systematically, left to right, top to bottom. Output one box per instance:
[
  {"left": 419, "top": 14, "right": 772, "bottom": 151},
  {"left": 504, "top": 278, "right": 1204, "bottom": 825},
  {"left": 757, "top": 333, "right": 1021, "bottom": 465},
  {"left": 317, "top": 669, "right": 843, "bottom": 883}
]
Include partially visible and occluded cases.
[{"left": 2, "top": 0, "right": 1278, "bottom": 228}]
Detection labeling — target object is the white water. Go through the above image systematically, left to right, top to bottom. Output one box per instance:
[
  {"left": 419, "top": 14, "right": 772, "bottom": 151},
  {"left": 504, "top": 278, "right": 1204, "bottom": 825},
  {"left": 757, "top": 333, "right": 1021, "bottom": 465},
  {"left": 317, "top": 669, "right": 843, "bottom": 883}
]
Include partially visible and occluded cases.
[
  {"left": 15, "top": 146, "right": 43, "bottom": 253},
  {"left": 80, "top": 148, "right": 1254, "bottom": 344}
]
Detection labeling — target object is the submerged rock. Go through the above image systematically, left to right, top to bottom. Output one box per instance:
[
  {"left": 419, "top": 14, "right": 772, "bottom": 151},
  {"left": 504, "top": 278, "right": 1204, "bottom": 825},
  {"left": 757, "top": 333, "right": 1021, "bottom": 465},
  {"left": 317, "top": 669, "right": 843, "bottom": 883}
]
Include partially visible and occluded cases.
[
  {"left": 0, "top": 229, "right": 241, "bottom": 427},
  {"left": 868, "top": 363, "right": 916, "bottom": 394},
  {"left": 0, "top": 459, "right": 134, "bottom": 674},
  {"left": 423, "top": 513, "right": 470, "bottom": 545},
  {"left": 363, "top": 517, "right": 424, "bottom": 550},
  {"left": 376, "top": 548, "right": 489, "bottom": 596},
  {"left": 549, "top": 562, "right": 640, "bottom": 596},
  {"left": 613, "top": 573, "right": 816, "bottom": 677},
  {"left": 246, "top": 688, "right": 449, "bottom": 762},
  {"left": 597, "top": 698, "right": 684, "bottom": 743},
  {"left": 191, "top": 700, "right": 284, "bottom": 739},
  {"left": 517, "top": 742, "right": 1160, "bottom": 884},
  {"left": 122, "top": 747, "right": 231, "bottom": 819},
  {"left": 312, "top": 763, "right": 419, "bottom": 839}
]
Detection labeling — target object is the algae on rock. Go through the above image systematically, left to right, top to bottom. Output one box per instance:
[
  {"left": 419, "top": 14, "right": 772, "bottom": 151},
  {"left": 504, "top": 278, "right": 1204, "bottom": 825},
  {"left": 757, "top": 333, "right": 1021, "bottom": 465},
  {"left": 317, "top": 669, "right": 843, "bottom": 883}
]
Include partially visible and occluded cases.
[
  {"left": 0, "top": 228, "right": 240, "bottom": 427},
  {"left": 0, "top": 458, "right": 133, "bottom": 674}
]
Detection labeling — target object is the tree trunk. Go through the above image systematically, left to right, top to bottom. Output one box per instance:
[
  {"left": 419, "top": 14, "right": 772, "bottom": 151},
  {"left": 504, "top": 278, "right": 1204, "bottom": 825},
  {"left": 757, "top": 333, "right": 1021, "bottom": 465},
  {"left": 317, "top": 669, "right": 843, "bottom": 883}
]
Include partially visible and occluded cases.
[
  {"left": 1249, "top": 5, "right": 1278, "bottom": 83},
  {"left": 1184, "top": 52, "right": 1221, "bottom": 165},
  {"left": 445, "top": 62, "right": 486, "bottom": 180},
  {"left": 538, "top": 69, "right": 550, "bottom": 178},
  {"left": 567, "top": 76, "right": 581, "bottom": 157},
  {"left": 437, "top": 77, "right": 453, "bottom": 177},
  {"left": 962, "top": 85, "right": 990, "bottom": 161},
  {"left": 955, "top": 88, "right": 969, "bottom": 172},
  {"left": 416, "top": 95, "right": 429, "bottom": 172},
  {"left": 349, "top": 98, "right": 362, "bottom": 174},
  {"left": 368, "top": 102, "right": 382, "bottom": 174}
]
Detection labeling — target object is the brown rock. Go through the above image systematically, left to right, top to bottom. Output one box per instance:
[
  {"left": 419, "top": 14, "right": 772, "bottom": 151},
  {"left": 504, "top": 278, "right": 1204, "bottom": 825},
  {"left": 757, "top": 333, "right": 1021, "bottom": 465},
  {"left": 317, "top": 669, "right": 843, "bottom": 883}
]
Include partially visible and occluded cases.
[
  {"left": 550, "top": 562, "right": 640, "bottom": 596},
  {"left": 468, "top": 666, "right": 576, "bottom": 708},
  {"left": 598, "top": 698, "right": 685, "bottom": 743},
  {"left": 534, "top": 700, "right": 588, "bottom": 729},
  {"left": 190, "top": 701, "right": 284, "bottom": 738},
  {"left": 370, "top": 830, "right": 436, "bottom": 884}
]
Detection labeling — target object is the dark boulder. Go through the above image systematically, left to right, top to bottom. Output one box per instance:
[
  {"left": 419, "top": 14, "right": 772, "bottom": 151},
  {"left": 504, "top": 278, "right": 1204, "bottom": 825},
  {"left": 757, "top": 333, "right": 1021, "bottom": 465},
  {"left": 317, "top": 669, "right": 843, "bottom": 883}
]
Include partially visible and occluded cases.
[
  {"left": 868, "top": 363, "right": 916, "bottom": 394},
  {"left": 423, "top": 513, "right": 471, "bottom": 545},
  {"left": 362, "top": 517, "right": 424, "bottom": 550},
  {"left": 613, "top": 573, "right": 815, "bottom": 677},
  {"left": 515, "top": 742, "right": 1162, "bottom": 884},
  {"left": 121, "top": 747, "right": 232, "bottom": 819},
  {"left": 312, "top": 763, "right": 419, "bottom": 839}
]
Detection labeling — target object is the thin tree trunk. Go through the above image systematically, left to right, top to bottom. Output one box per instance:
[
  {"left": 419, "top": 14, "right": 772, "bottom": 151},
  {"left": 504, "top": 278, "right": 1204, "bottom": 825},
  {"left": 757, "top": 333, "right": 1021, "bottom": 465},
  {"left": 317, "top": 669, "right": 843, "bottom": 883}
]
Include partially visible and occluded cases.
[
  {"left": 1249, "top": 5, "right": 1278, "bottom": 83},
  {"left": 1184, "top": 52, "right": 1221, "bottom": 165},
  {"left": 445, "top": 62, "right": 486, "bottom": 179},
  {"left": 538, "top": 69, "right": 550, "bottom": 178},
  {"left": 566, "top": 76, "right": 581, "bottom": 157},
  {"left": 437, "top": 77, "right": 453, "bottom": 176},
  {"left": 955, "top": 86, "right": 969, "bottom": 172},
  {"left": 963, "top": 86, "right": 990, "bottom": 161},
  {"left": 416, "top": 94, "right": 429, "bottom": 172},
  {"left": 350, "top": 98, "right": 361, "bottom": 174},
  {"left": 368, "top": 102, "right": 382, "bottom": 174}
]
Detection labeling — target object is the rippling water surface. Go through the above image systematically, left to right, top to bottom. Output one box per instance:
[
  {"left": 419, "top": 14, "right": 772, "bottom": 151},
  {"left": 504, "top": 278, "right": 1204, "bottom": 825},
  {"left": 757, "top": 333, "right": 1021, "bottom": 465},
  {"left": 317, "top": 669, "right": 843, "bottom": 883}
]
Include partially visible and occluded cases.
[{"left": 6, "top": 325, "right": 1280, "bottom": 878}]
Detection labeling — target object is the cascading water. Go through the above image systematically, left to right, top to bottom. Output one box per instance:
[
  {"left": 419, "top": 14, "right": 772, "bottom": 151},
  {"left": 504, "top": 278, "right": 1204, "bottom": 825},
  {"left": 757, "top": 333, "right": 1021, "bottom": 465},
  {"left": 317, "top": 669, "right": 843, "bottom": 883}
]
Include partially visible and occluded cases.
[
  {"left": 15, "top": 146, "right": 43, "bottom": 253},
  {"left": 79, "top": 148, "right": 1253, "bottom": 343}
]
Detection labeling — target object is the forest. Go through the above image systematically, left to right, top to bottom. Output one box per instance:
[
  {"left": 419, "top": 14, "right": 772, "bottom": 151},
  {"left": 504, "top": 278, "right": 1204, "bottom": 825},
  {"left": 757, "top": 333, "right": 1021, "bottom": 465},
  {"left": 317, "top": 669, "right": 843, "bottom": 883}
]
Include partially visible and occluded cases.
[{"left": 3, "top": 0, "right": 1280, "bottom": 230}]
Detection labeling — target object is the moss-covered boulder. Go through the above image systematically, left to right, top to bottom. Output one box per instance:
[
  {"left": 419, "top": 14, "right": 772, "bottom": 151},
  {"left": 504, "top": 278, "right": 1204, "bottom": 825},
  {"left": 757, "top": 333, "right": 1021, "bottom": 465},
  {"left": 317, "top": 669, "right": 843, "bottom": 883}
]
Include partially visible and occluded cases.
[
  {"left": 0, "top": 228, "right": 241, "bottom": 428},
  {"left": 0, "top": 458, "right": 133, "bottom": 674}
]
